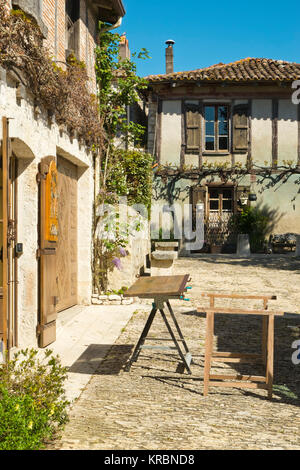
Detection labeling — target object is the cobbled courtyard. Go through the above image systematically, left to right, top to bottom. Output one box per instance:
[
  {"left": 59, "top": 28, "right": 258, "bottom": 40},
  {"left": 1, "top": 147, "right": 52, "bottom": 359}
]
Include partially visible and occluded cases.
[{"left": 53, "top": 255, "right": 300, "bottom": 450}]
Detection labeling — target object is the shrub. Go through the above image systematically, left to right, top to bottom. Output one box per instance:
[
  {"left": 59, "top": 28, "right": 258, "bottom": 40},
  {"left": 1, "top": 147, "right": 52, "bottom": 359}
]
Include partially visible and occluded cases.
[
  {"left": 106, "top": 148, "right": 153, "bottom": 215},
  {"left": 230, "top": 206, "right": 270, "bottom": 252},
  {"left": 0, "top": 349, "right": 69, "bottom": 450}
]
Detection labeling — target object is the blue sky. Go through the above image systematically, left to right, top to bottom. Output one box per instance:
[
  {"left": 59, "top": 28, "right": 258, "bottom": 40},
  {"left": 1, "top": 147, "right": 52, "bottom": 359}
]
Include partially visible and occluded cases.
[{"left": 118, "top": 0, "right": 300, "bottom": 78}]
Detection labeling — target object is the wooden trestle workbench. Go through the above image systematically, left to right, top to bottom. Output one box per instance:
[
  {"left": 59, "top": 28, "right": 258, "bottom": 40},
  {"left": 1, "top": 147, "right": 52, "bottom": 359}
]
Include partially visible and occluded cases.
[
  {"left": 124, "top": 275, "right": 283, "bottom": 399},
  {"left": 124, "top": 275, "right": 193, "bottom": 374}
]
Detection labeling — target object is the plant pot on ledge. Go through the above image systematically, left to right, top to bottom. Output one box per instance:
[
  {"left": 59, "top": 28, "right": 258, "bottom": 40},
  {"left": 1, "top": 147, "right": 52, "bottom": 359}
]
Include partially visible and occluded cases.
[{"left": 210, "top": 244, "right": 222, "bottom": 254}]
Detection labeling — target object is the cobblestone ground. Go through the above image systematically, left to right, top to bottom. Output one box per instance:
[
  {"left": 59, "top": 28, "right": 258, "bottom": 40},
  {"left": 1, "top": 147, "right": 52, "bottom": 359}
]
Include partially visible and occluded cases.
[{"left": 53, "top": 255, "right": 300, "bottom": 450}]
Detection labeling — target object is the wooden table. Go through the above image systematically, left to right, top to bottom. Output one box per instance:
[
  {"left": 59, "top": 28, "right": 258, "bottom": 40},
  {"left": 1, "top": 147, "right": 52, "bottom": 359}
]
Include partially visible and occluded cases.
[
  {"left": 124, "top": 275, "right": 193, "bottom": 374},
  {"left": 197, "top": 293, "right": 284, "bottom": 399}
]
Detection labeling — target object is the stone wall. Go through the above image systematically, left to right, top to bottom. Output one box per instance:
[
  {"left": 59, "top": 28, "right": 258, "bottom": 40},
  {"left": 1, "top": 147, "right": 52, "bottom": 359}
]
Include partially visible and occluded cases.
[{"left": 96, "top": 206, "right": 150, "bottom": 293}]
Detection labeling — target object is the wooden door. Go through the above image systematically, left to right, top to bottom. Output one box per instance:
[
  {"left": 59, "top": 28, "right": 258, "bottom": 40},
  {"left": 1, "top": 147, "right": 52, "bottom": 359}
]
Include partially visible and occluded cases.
[
  {"left": 0, "top": 118, "right": 9, "bottom": 358},
  {"left": 56, "top": 156, "right": 78, "bottom": 312},
  {"left": 37, "top": 157, "right": 58, "bottom": 348},
  {"left": 206, "top": 187, "right": 234, "bottom": 247}
]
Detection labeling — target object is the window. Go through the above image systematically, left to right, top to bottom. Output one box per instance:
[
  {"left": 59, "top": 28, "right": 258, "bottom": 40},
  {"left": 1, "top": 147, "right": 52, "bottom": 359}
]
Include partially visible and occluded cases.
[
  {"left": 65, "top": 0, "right": 80, "bottom": 57},
  {"left": 66, "top": 0, "right": 80, "bottom": 23},
  {"left": 204, "top": 105, "right": 229, "bottom": 152},
  {"left": 208, "top": 187, "right": 233, "bottom": 214}
]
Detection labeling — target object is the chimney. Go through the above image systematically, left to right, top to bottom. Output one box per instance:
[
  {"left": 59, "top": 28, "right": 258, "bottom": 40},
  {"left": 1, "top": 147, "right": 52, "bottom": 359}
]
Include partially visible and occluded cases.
[
  {"left": 119, "top": 33, "right": 131, "bottom": 60},
  {"left": 165, "top": 39, "right": 175, "bottom": 74}
]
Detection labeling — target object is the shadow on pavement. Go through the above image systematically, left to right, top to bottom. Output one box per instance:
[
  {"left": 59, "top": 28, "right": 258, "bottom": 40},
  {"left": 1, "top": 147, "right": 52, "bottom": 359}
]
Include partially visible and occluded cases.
[
  {"left": 183, "top": 254, "right": 300, "bottom": 274},
  {"left": 69, "top": 344, "right": 134, "bottom": 375}
]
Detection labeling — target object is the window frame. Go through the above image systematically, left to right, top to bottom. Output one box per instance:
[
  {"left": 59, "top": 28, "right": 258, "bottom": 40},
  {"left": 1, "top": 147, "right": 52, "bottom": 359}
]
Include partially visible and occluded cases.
[
  {"left": 203, "top": 103, "right": 231, "bottom": 156},
  {"left": 208, "top": 186, "right": 234, "bottom": 216}
]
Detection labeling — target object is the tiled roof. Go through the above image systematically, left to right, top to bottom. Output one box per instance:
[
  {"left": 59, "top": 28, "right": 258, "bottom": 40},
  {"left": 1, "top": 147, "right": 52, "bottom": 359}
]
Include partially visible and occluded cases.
[{"left": 146, "top": 58, "right": 300, "bottom": 83}]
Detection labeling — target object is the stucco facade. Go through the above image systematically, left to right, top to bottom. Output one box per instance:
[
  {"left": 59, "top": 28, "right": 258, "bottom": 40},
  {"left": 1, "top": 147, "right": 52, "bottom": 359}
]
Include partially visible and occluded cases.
[
  {"left": 146, "top": 57, "right": 300, "bottom": 250},
  {"left": 0, "top": 66, "right": 94, "bottom": 347}
]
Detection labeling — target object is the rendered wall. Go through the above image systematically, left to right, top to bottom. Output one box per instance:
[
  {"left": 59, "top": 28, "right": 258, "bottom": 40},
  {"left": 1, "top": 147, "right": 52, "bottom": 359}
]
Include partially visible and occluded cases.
[{"left": 0, "top": 67, "right": 94, "bottom": 348}]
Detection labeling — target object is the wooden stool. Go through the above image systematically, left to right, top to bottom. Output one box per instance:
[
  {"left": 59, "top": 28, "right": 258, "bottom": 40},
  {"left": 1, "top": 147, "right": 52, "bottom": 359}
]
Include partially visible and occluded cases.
[{"left": 197, "top": 293, "right": 284, "bottom": 399}]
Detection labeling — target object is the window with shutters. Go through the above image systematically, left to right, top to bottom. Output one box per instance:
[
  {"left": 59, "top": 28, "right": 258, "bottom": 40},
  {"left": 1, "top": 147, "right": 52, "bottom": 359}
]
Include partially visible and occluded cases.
[
  {"left": 184, "top": 102, "right": 249, "bottom": 156},
  {"left": 204, "top": 105, "right": 229, "bottom": 153}
]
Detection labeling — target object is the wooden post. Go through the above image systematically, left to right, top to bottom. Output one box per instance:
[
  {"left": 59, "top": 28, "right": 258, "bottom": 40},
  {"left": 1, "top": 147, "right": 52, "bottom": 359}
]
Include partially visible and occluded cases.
[
  {"left": 262, "top": 298, "right": 268, "bottom": 366},
  {"left": 203, "top": 311, "right": 214, "bottom": 397},
  {"left": 266, "top": 314, "right": 275, "bottom": 400}
]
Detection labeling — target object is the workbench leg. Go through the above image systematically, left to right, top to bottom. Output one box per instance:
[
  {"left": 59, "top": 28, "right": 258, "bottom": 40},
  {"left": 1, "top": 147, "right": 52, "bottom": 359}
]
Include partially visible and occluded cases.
[
  {"left": 166, "top": 300, "right": 191, "bottom": 357},
  {"left": 125, "top": 307, "right": 157, "bottom": 372},
  {"left": 159, "top": 309, "right": 192, "bottom": 374},
  {"left": 203, "top": 311, "right": 214, "bottom": 397},
  {"left": 266, "top": 314, "right": 274, "bottom": 400},
  {"left": 262, "top": 316, "right": 268, "bottom": 366}
]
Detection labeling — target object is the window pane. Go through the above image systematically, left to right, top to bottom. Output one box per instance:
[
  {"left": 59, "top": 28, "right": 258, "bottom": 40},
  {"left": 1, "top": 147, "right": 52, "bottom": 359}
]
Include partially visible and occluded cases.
[
  {"left": 205, "top": 106, "right": 215, "bottom": 121},
  {"left": 218, "top": 106, "right": 228, "bottom": 121},
  {"left": 219, "top": 120, "right": 228, "bottom": 136},
  {"left": 205, "top": 121, "right": 215, "bottom": 136},
  {"left": 205, "top": 137, "right": 215, "bottom": 151},
  {"left": 219, "top": 137, "right": 228, "bottom": 150},
  {"left": 210, "top": 189, "right": 219, "bottom": 199},
  {"left": 223, "top": 189, "right": 232, "bottom": 199},
  {"left": 223, "top": 199, "right": 232, "bottom": 211},
  {"left": 210, "top": 200, "right": 219, "bottom": 211}
]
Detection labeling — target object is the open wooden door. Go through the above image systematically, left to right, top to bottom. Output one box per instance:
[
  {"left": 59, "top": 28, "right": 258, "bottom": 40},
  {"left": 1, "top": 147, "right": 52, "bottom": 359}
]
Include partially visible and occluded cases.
[
  {"left": 0, "top": 118, "right": 9, "bottom": 360},
  {"left": 37, "top": 157, "right": 58, "bottom": 348}
]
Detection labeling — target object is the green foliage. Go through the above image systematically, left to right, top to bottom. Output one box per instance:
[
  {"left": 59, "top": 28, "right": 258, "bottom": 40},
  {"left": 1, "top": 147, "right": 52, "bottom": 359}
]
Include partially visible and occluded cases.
[
  {"left": 95, "top": 24, "right": 149, "bottom": 145},
  {"left": 93, "top": 26, "right": 152, "bottom": 293},
  {"left": 106, "top": 148, "right": 153, "bottom": 214},
  {"left": 230, "top": 206, "right": 270, "bottom": 252},
  {"left": 0, "top": 349, "right": 69, "bottom": 450},
  {"left": 0, "top": 385, "right": 52, "bottom": 450}
]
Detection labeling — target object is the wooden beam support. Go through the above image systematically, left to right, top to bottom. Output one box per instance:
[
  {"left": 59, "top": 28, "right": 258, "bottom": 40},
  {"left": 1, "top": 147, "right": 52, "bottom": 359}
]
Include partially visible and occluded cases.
[{"left": 272, "top": 98, "right": 278, "bottom": 169}]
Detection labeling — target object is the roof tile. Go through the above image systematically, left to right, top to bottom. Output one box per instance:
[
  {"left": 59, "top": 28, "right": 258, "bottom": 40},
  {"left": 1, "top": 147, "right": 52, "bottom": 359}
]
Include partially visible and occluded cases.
[{"left": 146, "top": 58, "right": 300, "bottom": 83}]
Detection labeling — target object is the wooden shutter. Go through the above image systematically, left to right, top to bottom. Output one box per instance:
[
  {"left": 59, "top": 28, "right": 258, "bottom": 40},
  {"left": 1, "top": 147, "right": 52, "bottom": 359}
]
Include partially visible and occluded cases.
[
  {"left": 185, "top": 104, "right": 201, "bottom": 153},
  {"left": 232, "top": 104, "right": 249, "bottom": 153},
  {"left": 37, "top": 157, "right": 58, "bottom": 348}
]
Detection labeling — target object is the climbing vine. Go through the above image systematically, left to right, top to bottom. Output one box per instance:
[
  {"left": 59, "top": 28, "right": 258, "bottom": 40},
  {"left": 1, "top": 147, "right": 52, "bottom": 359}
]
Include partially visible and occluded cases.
[
  {"left": 0, "top": 2, "right": 102, "bottom": 147},
  {"left": 92, "top": 25, "right": 153, "bottom": 293}
]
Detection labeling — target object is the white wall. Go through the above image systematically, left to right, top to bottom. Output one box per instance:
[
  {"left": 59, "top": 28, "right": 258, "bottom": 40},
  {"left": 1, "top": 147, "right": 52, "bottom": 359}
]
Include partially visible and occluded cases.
[
  {"left": 0, "top": 67, "right": 94, "bottom": 347},
  {"left": 251, "top": 99, "right": 273, "bottom": 166},
  {"left": 278, "top": 99, "right": 298, "bottom": 166},
  {"left": 160, "top": 100, "right": 181, "bottom": 166}
]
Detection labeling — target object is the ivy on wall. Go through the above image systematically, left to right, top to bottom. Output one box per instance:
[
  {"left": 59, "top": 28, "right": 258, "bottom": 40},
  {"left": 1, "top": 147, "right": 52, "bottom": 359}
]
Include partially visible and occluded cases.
[{"left": 92, "top": 25, "right": 153, "bottom": 293}]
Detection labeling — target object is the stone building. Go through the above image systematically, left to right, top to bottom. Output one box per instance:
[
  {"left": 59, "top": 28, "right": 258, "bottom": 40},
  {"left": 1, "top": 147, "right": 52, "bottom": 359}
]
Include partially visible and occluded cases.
[
  {"left": 0, "top": 0, "right": 126, "bottom": 357},
  {"left": 146, "top": 43, "right": 300, "bottom": 253}
]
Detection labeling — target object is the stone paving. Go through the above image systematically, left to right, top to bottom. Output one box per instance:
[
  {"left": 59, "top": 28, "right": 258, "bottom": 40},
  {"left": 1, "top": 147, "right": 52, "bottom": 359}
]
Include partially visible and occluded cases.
[{"left": 52, "top": 255, "right": 300, "bottom": 450}]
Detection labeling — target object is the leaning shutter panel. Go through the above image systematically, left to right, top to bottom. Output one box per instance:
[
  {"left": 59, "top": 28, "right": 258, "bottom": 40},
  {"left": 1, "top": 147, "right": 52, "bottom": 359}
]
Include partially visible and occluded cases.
[
  {"left": 185, "top": 104, "right": 200, "bottom": 153},
  {"left": 232, "top": 104, "right": 249, "bottom": 153},
  {"left": 192, "top": 186, "right": 207, "bottom": 228}
]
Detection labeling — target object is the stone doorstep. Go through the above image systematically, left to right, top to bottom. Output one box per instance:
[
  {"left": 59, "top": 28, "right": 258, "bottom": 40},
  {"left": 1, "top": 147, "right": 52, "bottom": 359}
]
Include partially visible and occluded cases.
[{"left": 151, "top": 250, "right": 178, "bottom": 260}]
